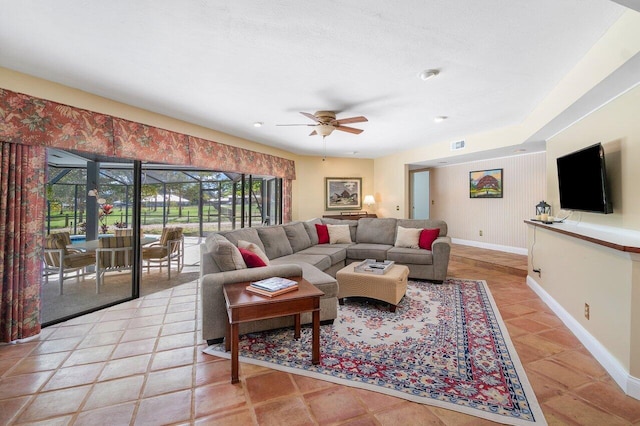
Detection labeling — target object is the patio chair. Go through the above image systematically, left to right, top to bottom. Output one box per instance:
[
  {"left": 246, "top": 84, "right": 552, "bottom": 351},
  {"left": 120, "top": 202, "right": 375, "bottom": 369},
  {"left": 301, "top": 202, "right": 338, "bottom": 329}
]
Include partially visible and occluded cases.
[
  {"left": 142, "top": 227, "right": 184, "bottom": 279},
  {"left": 43, "top": 233, "right": 95, "bottom": 295},
  {"left": 95, "top": 236, "right": 135, "bottom": 293}
]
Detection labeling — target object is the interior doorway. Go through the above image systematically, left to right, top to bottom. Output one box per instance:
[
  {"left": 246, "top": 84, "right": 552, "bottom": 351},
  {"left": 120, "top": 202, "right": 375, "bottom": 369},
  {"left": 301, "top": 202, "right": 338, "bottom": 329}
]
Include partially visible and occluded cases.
[{"left": 410, "top": 169, "right": 430, "bottom": 219}]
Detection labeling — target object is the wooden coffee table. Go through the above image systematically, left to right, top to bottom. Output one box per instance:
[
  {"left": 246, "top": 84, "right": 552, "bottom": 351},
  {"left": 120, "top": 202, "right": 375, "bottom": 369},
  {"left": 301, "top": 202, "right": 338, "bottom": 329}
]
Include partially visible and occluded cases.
[{"left": 222, "top": 276, "right": 324, "bottom": 384}]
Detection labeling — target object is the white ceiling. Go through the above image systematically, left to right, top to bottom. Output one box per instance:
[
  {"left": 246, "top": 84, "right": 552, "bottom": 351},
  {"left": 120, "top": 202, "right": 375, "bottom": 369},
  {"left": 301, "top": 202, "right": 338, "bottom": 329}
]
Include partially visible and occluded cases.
[{"left": 0, "top": 1, "right": 628, "bottom": 161}]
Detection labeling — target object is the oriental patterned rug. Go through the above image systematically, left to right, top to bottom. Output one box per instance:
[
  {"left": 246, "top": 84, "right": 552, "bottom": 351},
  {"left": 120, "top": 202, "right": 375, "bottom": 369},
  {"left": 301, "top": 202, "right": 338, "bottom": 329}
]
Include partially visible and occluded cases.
[{"left": 204, "top": 278, "right": 546, "bottom": 425}]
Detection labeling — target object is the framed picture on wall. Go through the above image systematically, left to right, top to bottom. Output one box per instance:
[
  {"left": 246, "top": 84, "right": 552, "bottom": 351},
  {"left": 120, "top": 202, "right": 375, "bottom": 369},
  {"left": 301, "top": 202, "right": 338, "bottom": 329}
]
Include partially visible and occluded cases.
[
  {"left": 470, "top": 168, "right": 503, "bottom": 198},
  {"left": 325, "top": 177, "right": 362, "bottom": 210}
]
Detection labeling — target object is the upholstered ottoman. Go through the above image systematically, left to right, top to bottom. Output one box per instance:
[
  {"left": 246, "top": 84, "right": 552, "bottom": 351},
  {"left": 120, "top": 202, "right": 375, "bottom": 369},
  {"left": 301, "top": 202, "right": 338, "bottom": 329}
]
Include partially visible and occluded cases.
[{"left": 336, "top": 262, "right": 409, "bottom": 312}]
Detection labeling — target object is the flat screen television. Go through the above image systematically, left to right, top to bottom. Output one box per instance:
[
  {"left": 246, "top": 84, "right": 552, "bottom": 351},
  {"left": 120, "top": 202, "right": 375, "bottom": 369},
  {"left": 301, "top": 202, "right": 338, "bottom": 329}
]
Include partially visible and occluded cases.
[{"left": 556, "top": 143, "right": 613, "bottom": 214}]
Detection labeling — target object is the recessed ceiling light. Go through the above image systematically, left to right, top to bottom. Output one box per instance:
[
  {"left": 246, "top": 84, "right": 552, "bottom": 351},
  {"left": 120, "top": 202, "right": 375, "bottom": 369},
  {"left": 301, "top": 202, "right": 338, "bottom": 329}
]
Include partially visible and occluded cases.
[
  {"left": 418, "top": 69, "right": 439, "bottom": 81},
  {"left": 433, "top": 116, "right": 447, "bottom": 123},
  {"left": 253, "top": 122, "right": 263, "bottom": 128}
]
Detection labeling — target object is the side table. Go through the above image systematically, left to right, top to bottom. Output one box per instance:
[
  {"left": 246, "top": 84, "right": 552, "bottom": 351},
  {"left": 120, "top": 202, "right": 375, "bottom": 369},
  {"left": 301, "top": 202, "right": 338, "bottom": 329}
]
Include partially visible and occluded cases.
[{"left": 223, "top": 277, "right": 324, "bottom": 383}]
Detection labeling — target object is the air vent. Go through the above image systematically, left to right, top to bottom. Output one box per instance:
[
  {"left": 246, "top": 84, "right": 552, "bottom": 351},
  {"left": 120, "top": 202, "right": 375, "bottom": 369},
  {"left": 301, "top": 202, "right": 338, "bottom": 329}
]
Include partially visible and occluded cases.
[{"left": 450, "top": 140, "right": 465, "bottom": 151}]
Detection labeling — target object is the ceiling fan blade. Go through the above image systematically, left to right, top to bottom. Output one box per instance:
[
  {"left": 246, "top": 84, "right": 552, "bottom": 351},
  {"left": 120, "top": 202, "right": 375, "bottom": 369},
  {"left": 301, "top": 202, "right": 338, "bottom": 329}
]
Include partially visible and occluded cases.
[
  {"left": 300, "top": 112, "right": 321, "bottom": 123},
  {"left": 334, "top": 116, "right": 368, "bottom": 125},
  {"left": 334, "top": 125, "right": 363, "bottom": 134},
  {"left": 309, "top": 130, "right": 317, "bottom": 136}
]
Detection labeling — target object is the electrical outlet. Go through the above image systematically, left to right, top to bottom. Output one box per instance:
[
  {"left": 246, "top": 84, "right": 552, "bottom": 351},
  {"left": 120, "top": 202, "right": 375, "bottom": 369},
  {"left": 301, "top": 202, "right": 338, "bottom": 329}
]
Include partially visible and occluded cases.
[
  {"left": 479, "top": 230, "right": 483, "bottom": 236},
  {"left": 584, "top": 303, "right": 590, "bottom": 320}
]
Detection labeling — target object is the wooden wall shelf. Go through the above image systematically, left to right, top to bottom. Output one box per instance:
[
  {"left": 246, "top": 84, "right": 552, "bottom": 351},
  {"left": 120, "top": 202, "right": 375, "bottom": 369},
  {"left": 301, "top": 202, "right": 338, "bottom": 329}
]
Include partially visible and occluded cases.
[{"left": 524, "top": 220, "right": 640, "bottom": 254}]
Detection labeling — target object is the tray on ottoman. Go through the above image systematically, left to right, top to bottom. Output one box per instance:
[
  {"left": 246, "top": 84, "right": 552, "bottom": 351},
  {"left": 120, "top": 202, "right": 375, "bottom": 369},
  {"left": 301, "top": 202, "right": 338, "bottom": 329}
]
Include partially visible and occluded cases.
[{"left": 354, "top": 259, "right": 395, "bottom": 275}]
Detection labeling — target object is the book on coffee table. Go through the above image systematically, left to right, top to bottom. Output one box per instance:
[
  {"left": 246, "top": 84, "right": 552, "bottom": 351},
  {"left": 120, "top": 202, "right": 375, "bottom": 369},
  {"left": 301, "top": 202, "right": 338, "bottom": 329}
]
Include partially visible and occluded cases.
[
  {"left": 250, "top": 277, "right": 298, "bottom": 292},
  {"left": 246, "top": 283, "right": 299, "bottom": 297}
]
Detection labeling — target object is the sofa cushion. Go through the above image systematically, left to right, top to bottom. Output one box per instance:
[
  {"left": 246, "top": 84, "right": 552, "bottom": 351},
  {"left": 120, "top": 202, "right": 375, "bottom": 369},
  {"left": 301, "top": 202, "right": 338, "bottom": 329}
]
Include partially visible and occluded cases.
[
  {"left": 304, "top": 218, "right": 323, "bottom": 245},
  {"left": 321, "top": 218, "right": 358, "bottom": 241},
  {"left": 356, "top": 218, "right": 397, "bottom": 245},
  {"left": 283, "top": 222, "right": 312, "bottom": 252},
  {"left": 315, "top": 224, "right": 330, "bottom": 244},
  {"left": 327, "top": 224, "right": 352, "bottom": 244},
  {"left": 257, "top": 226, "right": 294, "bottom": 259},
  {"left": 395, "top": 226, "right": 421, "bottom": 249},
  {"left": 220, "top": 228, "right": 266, "bottom": 254},
  {"left": 419, "top": 228, "right": 440, "bottom": 250},
  {"left": 208, "top": 234, "right": 247, "bottom": 271},
  {"left": 238, "top": 240, "right": 270, "bottom": 265},
  {"left": 347, "top": 243, "right": 393, "bottom": 261},
  {"left": 297, "top": 245, "right": 348, "bottom": 265},
  {"left": 238, "top": 247, "right": 267, "bottom": 268},
  {"left": 387, "top": 247, "right": 434, "bottom": 265},
  {"left": 272, "top": 253, "right": 332, "bottom": 272},
  {"left": 269, "top": 259, "right": 338, "bottom": 298}
]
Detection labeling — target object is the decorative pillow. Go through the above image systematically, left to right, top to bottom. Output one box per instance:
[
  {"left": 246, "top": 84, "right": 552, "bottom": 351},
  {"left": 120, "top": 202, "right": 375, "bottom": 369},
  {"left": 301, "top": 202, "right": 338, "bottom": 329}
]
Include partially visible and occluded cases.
[
  {"left": 283, "top": 222, "right": 312, "bottom": 252},
  {"left": 315, "top": 224, "right": 330, "bottom": 244},
  {"left": 327, "top": 224, "right": 352, "bottom": 244},
  {"left": 256, "top": 226, "right": 294, "bottom": 259},
  {"left": 395, "top": 226, "right": 421, "bottom": 249},
  {"left": 419, "top": 228, "right": 440, "bottom": 250},
  {"left": 212, "top": 239, "right": 247, "bottom": 271},
  {"left": 238, "top": 240, "right": 270, "bottom": 265},
  {"left": 238, "top": 247, "right": 267, "bottom": 268}
]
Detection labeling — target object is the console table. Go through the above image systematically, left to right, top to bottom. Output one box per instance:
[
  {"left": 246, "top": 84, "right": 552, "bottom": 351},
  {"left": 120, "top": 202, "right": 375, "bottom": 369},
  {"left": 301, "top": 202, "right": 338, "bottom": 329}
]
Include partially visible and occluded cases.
[{"left": 323, "top": 212, "right": 377, "bottom": 220}]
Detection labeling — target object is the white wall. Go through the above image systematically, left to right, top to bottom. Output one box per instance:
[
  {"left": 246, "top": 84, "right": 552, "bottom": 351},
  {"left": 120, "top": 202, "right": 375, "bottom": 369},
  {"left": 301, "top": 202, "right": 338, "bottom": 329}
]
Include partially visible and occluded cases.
[
  {"left": 532, "top": 84, "right": 640, "bottom": 380},
  {"left": 431, "top": 153, "right": 546, "bottom": 251},
  {"left": 292, "top": 155, "right": 375, "bottom": 221}
]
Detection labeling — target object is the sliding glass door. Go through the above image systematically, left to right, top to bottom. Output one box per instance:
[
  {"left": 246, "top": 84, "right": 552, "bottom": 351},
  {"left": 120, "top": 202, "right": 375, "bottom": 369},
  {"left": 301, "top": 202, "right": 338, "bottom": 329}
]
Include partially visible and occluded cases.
[
  {"left": 42, "top": 149, "right": 284, "bottom": 326},
  {"left": 43, "top": 151, "right": 137, "bottom": 325}
]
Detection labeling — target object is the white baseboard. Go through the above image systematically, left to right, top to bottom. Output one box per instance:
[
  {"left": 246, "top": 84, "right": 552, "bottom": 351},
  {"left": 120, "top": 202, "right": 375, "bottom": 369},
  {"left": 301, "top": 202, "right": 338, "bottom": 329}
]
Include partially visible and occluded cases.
[
  {"left": 451, "top": 238, "right": 528, "bottom": 256},
  {"left": 526, "top": 275, "right": 640, "bottom": 400}
]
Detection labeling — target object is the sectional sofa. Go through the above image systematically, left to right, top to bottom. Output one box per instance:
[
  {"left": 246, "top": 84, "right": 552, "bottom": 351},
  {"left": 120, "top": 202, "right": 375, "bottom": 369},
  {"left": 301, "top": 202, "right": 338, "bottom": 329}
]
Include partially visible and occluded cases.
[{"left": 200, "top": 217, "right": 450, "bottom": 344}]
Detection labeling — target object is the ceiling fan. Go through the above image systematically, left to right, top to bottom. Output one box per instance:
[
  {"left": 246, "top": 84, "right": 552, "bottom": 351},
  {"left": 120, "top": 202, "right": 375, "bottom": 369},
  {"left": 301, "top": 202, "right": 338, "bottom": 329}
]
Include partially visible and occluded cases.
[{"left": 277, "top": 111, "right": 368, "bottom": 137}]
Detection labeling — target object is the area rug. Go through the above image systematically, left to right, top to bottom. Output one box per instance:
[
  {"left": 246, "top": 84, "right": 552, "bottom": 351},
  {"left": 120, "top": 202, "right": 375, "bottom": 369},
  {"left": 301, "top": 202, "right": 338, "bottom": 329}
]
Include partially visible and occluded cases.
[{"left": 204, "top": 278, "right": 546, "bottom": 425}]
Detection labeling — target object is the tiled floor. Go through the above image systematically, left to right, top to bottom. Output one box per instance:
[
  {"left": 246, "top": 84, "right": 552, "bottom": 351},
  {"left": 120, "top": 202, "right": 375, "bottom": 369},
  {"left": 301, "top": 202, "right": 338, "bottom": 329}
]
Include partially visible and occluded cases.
[{"left": 2, "top": 245, "right": 640, "bottom": 425}]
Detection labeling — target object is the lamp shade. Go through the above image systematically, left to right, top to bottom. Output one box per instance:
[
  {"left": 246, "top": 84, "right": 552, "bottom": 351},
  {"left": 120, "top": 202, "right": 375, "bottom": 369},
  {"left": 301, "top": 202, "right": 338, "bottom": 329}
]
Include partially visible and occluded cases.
[{"left": 363, "top": 195, "right": 375, "bottom": 206}]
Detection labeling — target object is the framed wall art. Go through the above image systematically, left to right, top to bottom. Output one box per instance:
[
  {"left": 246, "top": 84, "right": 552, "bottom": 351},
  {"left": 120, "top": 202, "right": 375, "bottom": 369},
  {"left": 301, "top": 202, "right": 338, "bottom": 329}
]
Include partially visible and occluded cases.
[
  {"left": 470, "top": 168, "right": 503, "bottom": 198},
  {"left": 325, "top": 177, "right": 362, "bottom": 210}
]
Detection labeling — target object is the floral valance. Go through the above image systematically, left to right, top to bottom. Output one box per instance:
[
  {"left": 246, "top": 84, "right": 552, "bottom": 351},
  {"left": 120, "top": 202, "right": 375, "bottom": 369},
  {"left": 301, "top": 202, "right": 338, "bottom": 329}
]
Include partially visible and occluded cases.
[{"left": 0, "top": 88, "right": 296, "bottom": 180}]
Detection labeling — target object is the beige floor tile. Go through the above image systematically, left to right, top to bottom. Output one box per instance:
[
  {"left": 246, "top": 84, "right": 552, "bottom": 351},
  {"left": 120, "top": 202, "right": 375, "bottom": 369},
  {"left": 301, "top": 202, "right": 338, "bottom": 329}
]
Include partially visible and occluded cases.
[{"left": 2, "top": 246, "right": 638, "bottom": 425}]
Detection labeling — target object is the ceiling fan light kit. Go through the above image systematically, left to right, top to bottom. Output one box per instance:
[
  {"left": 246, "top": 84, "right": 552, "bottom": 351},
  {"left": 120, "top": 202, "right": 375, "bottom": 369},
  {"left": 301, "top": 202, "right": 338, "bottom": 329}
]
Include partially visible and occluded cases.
[{"left": 317, "top": 124, "right": 335, "bottom": 136}]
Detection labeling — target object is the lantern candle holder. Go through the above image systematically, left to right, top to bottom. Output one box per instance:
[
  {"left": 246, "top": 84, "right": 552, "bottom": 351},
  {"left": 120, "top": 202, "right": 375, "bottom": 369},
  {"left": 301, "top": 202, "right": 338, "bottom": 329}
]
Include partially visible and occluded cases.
[{"left": 535, "top": 201, "right": 552, "bottom": 223}]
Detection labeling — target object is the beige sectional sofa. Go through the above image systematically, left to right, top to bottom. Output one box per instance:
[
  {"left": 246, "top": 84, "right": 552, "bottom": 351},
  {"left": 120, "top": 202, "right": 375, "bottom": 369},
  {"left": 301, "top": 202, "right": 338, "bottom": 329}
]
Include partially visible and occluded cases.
[{"left": 200, "top": 217, "right": 450, "bottom": 344}]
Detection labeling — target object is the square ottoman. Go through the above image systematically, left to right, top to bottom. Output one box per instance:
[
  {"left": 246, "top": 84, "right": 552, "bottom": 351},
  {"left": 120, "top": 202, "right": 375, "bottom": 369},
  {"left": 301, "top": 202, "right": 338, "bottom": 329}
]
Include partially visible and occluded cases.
[{"left": 336, "top": 262, "right": 409, "bottom": 312}]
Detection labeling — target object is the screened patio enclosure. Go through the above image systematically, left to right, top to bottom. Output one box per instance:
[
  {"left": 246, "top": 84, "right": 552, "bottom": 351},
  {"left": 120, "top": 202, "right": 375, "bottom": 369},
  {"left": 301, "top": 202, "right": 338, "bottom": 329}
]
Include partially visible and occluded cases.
[
  {"left": 42, "top": 148, "right": 283, "bottom": 326},
  {"left": 46, "top": 148, "right": 283, "bottom": 238}
]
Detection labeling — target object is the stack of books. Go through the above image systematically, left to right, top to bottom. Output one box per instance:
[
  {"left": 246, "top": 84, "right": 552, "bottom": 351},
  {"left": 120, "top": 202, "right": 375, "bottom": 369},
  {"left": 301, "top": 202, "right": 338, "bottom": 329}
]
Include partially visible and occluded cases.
[{"left": 246, "top": 277, "right": 299, "bottom": 297}]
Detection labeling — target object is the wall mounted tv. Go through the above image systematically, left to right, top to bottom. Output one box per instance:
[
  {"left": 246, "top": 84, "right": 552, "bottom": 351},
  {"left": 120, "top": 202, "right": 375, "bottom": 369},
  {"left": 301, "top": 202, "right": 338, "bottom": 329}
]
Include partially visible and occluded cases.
[{"left": 556, "top": 143, "right": 613, "bottom": 214}]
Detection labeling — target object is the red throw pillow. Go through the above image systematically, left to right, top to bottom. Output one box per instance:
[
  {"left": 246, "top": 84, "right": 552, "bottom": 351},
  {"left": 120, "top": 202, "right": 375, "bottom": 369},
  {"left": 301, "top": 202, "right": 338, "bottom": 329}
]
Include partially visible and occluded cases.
[
  {"left": 315, "top": 224, "right": 330, "bottom": 244},
  {"left": 419, "top": 228, "right": 440, "bottom": 250},
  {"left": 238, "top": 247, "right": 267, "bottom": 268}
]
